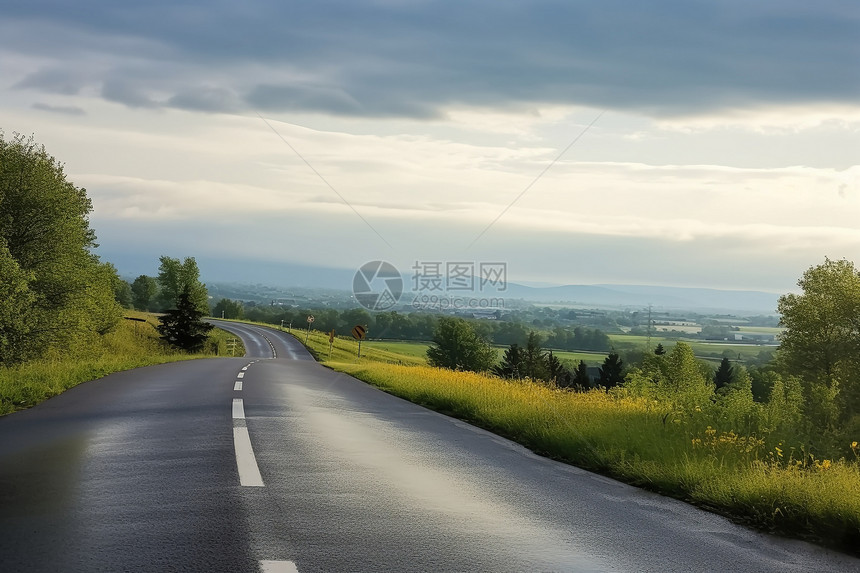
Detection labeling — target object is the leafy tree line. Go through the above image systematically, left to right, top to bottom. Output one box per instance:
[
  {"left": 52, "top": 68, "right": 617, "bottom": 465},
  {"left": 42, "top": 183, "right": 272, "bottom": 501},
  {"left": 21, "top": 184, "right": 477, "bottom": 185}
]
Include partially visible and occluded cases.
[
  {"left": 0, "top": 132, "right": 123, "bottom": 364},
  {"left": 126, "top": 256, "right": 209, "bottom": 315},
  {"left": 425, "top": 258, "right": 860, "bottom": 461},
  {"left": 222, "top": 301, "right": 611, "bottom": 350}
]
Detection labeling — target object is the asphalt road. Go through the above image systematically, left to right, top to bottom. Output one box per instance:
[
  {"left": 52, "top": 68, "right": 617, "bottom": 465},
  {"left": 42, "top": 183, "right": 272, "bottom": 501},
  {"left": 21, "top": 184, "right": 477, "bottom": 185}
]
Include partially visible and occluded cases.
[{"left": 1, "top": 320, "right": 858, "bottom": 572}]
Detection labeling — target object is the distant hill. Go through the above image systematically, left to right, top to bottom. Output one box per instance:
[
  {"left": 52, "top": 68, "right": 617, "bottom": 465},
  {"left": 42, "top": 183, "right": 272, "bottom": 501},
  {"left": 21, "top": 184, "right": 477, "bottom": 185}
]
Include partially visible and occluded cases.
[{"left": 106, "top": 254, "right": 779, "bottom": 314}]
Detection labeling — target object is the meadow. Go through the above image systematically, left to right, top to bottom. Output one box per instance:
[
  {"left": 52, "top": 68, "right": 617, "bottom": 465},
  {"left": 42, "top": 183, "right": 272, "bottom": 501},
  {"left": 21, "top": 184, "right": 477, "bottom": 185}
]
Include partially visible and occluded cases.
[
  {"left": 0, "top": 311, "right": 243, "bottom": 416},
  {"left": 297, "top": 327, "right": 860, "bottom": 555},
  {"left": 364, "top": 334, "right": 771, "bottom": 368}
]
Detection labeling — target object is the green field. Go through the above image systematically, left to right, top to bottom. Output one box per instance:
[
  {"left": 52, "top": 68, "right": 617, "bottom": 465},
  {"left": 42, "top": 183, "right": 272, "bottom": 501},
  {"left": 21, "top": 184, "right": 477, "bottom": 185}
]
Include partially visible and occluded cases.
[
  {"left": 608, "top": 333, "right": 775, "bottom": 363},
  {"left": 365, "top": 334, "right": 773, "bottom": 368},
  {"left": 362, "top": 340, "right": 431, "bottom": 360},
  {"left": 364, "top": 341, "right": 609, "bottom": 368}
]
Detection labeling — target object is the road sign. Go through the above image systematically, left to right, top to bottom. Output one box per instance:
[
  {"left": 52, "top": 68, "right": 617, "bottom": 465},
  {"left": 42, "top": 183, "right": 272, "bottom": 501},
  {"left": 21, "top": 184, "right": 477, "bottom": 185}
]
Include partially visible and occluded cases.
[
  {"left": 307, "top": 315, "right": 315, "bottom": 323},
  {"left": 351, "top": 325, "right": 366, "bottom": 340},
  {"left": 329, "top": 329, "right": 335, "bottom": 343}
]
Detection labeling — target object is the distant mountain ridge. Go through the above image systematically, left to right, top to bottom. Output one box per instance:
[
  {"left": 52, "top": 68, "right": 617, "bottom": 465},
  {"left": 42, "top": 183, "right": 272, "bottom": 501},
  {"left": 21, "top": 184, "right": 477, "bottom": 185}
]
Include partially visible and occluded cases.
[{"left": 106, "top": 254, "right": 779, "bottom": 314}]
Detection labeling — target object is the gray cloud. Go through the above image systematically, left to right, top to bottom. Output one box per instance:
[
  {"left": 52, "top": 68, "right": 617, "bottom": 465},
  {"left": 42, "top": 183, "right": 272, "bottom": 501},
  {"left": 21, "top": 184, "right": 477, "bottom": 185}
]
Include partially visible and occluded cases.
[
  {"left": 3, "top": 1, "right": 858, "bottom": 118},
  {"left": 14, "top": 68, "right": 84, "bottom": 95},
  {"left": 101, "top": 79, "right": 159, "bottom": 108},
  {"left": 167, "top": 86, "right": 241, "bottom": 113},
  {"left": 31, "top": 102, "right": 86, "bottom": 115}
]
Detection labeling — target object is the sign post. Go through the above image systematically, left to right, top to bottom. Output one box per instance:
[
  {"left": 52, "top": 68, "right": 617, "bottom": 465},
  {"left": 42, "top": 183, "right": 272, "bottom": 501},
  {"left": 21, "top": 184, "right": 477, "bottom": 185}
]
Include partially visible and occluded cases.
[
  {"left": 306, "top": 315, "right": 315, "bottom": 343},
  {"left": 351, "top": 324, "right": 366, "bottom": 358},
  {"left": 328, "top": 329, "right": 335, "bottom": 357}
]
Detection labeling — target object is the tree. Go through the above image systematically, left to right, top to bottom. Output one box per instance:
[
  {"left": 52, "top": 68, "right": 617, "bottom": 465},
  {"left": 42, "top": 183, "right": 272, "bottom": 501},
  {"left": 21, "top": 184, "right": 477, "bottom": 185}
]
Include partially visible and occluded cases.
[
  {"left": 0, "top": 132, "right": 122, "bottom": 363},
  {"left": 0, "top": 239, "right": 35, "bottom": 364},
  {"left": 156, "top": 256, "right": 208, "bottom": 314},
  {"left": 778, "top": 258, "right": 860, "bottom": 425},
  {"left": 131, "top": 275, "right": 158, "bottom": 310},
  {"left": 114, "top": 279, "right": 133, "bottom": 309},
  {"left": 157, "top": 286, "right": 213, "bottom": 352},
  {"left": 213, "top": 298, "right": 244, "bottom": 320},
  {"left": 427, "top": 317, "right": 496, "bottom": 372},
  {"left": 521, "top": 331, "right": 549, "bottom": 380},
  {"left": 662, "top": 342, "right": 713, "bottom": 410},
  {"left": 494, "top": 343, "right": 523, "bottom": 378},
  {"left": 654, "top": 343, "right": 666, "bottom": 356},
  {"left": 545, "top": 351, "right": 570, "bottom": 386},
  {"left": 597, "top": 352, "right": 624, "bottom": 389},
  {"left": 714, "top": 357, "right": 735, "bottom": 392},
  {"left": 572, "top": 360, "right": 591, "bottom": 391}
]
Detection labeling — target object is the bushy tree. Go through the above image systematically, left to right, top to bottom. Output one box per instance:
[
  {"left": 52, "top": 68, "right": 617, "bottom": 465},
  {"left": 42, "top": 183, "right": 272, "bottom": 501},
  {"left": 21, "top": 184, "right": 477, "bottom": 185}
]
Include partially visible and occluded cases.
[
  {"left": 0, "top": 132, "right": 122, "bottom": 363},
  {"left": 0, "top": 239, "right": 35, "bottom": 363},
  {"left": 157, "top": 256, "right": 208, "bottom": 314},
  {"left": 778, "top": 258, "right": 860, "bottom": 427},
  {"left": 131, "top": 274, "right": 158, "bottom": 310},
  {"left": 113, "top": 278, "right": 133, "bottom": 309},
  {"left": 157, "top": 286, "right": 213, "bottom": 352},
  {"left": 213, "top": 298, "right": 244, "bottom": 319},
  {"left": 427, "top": 317, "right": 496, "bottom": 372},
  {"left": 625, "top": 342, "right": 713, "bottom": 412},
  {"left": 662, "top": 342, "right": 713, "bottom": 409}
]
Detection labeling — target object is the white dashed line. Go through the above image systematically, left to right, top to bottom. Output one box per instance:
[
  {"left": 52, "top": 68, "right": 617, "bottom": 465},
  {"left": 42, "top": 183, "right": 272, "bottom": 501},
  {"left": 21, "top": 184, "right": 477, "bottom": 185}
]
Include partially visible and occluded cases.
[
  {"left": 237, "top": 372, "right": 245, "bottom": 379},
  {"left": 234, "top": 381, "right": 243, "bottom": 391},
  {"left": 232, "top": 398, "right": 245, "bottom": 419},
  {"left": 233, "top": 426, "right": 264, "bottom": 487},
  {"left": 260, "top": 561, "right": 300, "bottom": 573}
]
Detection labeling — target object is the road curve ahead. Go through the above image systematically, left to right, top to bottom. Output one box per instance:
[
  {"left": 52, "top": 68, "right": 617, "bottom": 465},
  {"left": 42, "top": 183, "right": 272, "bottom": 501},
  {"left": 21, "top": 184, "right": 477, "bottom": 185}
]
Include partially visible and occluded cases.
[{"left": 0, "top": 321, "right": 857, "bottom": 572}]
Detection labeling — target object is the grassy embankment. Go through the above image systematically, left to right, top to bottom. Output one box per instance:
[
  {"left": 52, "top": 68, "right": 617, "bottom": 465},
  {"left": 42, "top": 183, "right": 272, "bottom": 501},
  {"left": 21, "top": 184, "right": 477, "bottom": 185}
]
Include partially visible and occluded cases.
[
  {"left": 0, "top": 311, "right": 244, "bottom": 416},
  {"left": 295, "top": 327, "right": 859, "bottom": 555}
]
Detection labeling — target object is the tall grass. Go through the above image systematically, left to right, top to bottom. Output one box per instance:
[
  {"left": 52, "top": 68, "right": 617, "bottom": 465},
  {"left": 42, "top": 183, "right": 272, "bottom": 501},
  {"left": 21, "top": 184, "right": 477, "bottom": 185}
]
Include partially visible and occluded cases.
[
  {"left": 0, "top": 312, "right": 244, "bottom": 416},
  {"left": 295, "top": 328, "right": 860, "bottom": 555}
]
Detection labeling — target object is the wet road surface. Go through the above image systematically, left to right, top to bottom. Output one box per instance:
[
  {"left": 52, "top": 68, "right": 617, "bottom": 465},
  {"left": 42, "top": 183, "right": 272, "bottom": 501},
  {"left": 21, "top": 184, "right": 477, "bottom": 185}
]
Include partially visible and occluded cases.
[{"left": 0, "top": 321, "right": 857, "bottom": 572}]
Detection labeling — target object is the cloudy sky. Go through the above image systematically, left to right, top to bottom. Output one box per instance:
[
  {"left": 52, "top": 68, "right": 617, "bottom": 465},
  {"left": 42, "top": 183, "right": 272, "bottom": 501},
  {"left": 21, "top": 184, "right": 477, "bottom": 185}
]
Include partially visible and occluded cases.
[{"left": 2, "top": 0, "right": 858, "bottom": 293}]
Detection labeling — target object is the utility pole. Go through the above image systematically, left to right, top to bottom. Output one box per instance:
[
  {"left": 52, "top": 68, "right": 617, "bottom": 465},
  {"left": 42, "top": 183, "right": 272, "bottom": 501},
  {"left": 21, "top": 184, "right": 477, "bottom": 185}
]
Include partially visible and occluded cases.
[{"left": 646, "top": 304, "right": 652, "bottom": 351}]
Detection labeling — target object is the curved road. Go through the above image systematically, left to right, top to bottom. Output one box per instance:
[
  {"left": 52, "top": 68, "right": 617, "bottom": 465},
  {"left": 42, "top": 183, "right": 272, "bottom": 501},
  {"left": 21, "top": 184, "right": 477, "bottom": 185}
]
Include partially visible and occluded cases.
[{"left": 0, "top": 321, "right": 857, "bottom": 572}]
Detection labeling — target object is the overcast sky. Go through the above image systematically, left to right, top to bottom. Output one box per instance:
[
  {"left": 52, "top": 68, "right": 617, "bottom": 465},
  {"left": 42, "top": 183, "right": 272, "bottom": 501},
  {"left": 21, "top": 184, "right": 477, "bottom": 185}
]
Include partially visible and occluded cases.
[{"left": 2, "top": 0, "right": 858, "bottom": 293}]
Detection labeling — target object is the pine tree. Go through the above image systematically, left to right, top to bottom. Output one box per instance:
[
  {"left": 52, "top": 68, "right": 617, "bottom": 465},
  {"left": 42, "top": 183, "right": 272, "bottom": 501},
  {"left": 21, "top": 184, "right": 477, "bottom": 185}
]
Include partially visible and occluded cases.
[
  {"left": 157, "top": 286, "right": 213, "bottom": 352},
  {"left": 522, "top": 331, "right": 549, "bottom": 380},
  {"left": 493, "top": 343, "right": 523, "bottom": 378},
  {"left": 545, "top": 350, "right": 568, "bottom": 385},
  {"left": 598, "top": 352, "right": 625, "bottom": 389},
  {"left": 714, "top": 357, "right": 735, "bottom": 392},
  {"left": 572, "top": 360, "right": 591, "bottom": 391}
]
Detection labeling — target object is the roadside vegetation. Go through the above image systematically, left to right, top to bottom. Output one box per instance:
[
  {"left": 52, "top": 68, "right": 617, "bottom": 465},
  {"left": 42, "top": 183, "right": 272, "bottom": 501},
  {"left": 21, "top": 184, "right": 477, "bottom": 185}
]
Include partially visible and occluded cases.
[
  {"left": 0, "top": 132, "right": 241, "bottom": 416},
  {"left": 288, "top": 260, "right": 860, "bottom": 555},
  {"left": 0, "top": 311, "right": 243, "bottom": 416}
]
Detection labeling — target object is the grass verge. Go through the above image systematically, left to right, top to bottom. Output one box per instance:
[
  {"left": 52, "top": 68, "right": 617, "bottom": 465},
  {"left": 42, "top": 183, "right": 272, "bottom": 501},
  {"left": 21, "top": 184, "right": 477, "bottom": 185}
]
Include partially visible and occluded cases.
[
  {"left": 0, "top": 312, "right": 244, "bottom": 416},
  {"left": 292, "top": 327, "right": 860, "bottom": 556}
]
